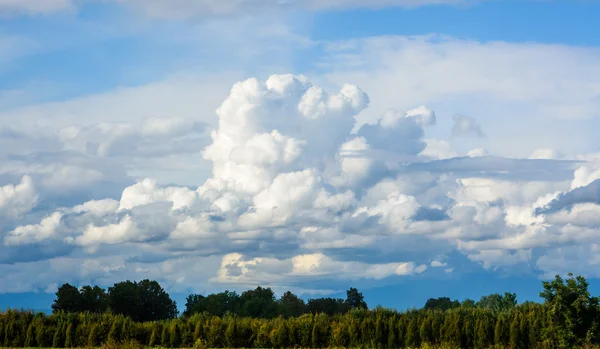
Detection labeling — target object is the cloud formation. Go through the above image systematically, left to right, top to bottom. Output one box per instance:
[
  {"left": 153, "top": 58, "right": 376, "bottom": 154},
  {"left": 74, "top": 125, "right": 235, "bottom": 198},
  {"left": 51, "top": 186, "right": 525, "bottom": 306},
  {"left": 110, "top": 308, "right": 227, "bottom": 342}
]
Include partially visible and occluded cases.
[{"left": 0, "top": 72, "right": 597, "bottom": 296}]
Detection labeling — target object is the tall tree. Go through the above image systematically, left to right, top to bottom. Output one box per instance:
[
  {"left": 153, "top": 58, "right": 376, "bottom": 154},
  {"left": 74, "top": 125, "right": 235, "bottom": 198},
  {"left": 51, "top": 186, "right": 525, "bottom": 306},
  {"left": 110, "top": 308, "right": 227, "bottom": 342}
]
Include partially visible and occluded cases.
[
  {"left": 540, "top": 273, "right": 600, "bottom": 347},
  {"left": 108, "top": 279, "right": 178, "bottom": 322},
  {"left": 52, "top": 283, "right": 82, "bottom": 313},
  {"left": 80, "top": 285, "right": 108, "bottom": 313},
  {"left": 240, "top": 286, "right": 278, "bottom": 318},
  {"left": 345, "top": 288, "right": 368, "bottom": 309},
  {"left": 278, "top": 291, "right": 306, "bottom": 318},
  {"left": 477, "top": 292, "right": 517, "bottom": 313},
  {"left": 183, "top": 294, "right": 205, "bottom": 317},
  {"left": 307, "top": 297, "right": 349, "bottom": 315}
]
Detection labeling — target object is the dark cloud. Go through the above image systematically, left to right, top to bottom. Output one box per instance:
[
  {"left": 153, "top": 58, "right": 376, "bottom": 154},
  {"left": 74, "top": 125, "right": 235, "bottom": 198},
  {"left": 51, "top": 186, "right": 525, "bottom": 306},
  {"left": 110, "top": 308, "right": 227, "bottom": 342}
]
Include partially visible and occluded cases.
[{"left": 536, "top": 179, "right": 600, "bottom": 215}]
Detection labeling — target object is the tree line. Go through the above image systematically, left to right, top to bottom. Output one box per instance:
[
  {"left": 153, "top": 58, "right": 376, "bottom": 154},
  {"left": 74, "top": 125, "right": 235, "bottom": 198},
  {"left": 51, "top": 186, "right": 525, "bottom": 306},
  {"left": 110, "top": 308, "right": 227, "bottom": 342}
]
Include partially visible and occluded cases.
[
  {"left": 0, "top": 273, "right": 598, "bottom": 348},
  {"left": 50, "top": 280, "right": 368, "bottom": 321}
]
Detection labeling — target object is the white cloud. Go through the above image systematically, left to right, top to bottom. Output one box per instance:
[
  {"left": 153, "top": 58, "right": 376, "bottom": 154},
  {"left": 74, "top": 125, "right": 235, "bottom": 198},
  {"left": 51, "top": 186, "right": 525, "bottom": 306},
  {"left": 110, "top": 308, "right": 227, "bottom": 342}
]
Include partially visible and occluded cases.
[
  {"left": 321, "top": 35, "right": 600, "bottom": 156},
  {"left": 2, "top": 69, "right": 600, "bottom": 292},
  {"left": 420, "top": 139, "right": 458, "bottom": 160},
  {"left": 467, "top": 148, "right": 489, "bottom": 157},
  {"left": 529, "top": 148, "right": 564, "bottom": 160},
  {"left": 0, "top": 176, "right": 38, "bottom": 219},
  {"left": 4, "top": 212, "right": 62, "bottom": 246},
  {"left": 467, "top": 249, "right": 532, "bottom": 270},
  {"left": 214, "top": 252, "right": 428, "bottom": 285},
  {"left": 431, "top": 260, "right": 447, "bottom": 267}
]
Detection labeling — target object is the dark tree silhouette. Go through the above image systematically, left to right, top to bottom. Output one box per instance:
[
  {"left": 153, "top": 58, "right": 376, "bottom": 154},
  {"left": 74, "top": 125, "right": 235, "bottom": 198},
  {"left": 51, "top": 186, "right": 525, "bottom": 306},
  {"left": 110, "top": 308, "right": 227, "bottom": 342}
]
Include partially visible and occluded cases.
[
  {"left": 108, "top": 279, "right": 178, "bottom": 322},
  {"left": 52, "top": 283, "right": 82, "bottom": 313},
  {"left": 346, "top": 287, "right": 368, "bottom": 309},
  {"left": 278, "top": 291, "right": 306, "bottom": 318}
]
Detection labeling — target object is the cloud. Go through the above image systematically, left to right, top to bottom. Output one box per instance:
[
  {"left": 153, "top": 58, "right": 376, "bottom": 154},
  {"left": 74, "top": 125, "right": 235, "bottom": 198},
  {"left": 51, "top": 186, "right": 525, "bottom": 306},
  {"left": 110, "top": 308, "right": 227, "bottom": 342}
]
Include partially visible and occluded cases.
[
  {"left": 0, "top": 0, "right": 72, "bottom": 15},
  {"left": 115, "top": 0, "right": 479, "bottom": 19},
  {"left": 320, "top": 35, "right": 600, "bottom": 156},
  {"left": 2, "top": 72, "right": 600, "bottom": 293},
  {"left": 452, "top": 115, "right": 485, "bottom": 137},
  {"left": 468, "top": 148, "right": 489, "bottom": 157},
  {"left": 529, "top": 148, "right": 564, "bottom": 160},
  {"left": 0, "top": 176, "right": 38, "bottom": 219},
  {"left": 536, "top": 178, "right": 600, "bottom": 215},
  {"left": 4, "top": 212, "right": 62, "bottom": 246},
  {"left": 214, "top": 252, "right": 428, "bottom": 285}
]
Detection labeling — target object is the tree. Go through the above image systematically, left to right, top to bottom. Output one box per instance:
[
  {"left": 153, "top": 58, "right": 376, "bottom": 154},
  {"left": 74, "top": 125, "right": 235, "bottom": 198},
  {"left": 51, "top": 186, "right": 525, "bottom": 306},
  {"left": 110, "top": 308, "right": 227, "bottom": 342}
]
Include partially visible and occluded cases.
[
  {"left": 540, "top": 273, "right": 600, "bottom": 347},
  {"left": 108, "top": 279, "right": 178, "bottom": 322},
  {"left": 52, "top": 284, "right": 82, "bottom": 313},
  {"left": 80, "top": 286, "right": 108, "bottom": 313},
  {"left": 240, "top": 286, "right": 278, "bottom": 318},
  {"left": 345, "top": 288, "right": 368, "bottom": 310},
  {"left": 198, "top": 291, "right": 241, "bottom": 316},
  {"left": 278, "top": 291, "right": 306, "bottom": 318},
  {"left": 477, "top": 292, "right": 517, "bottom": 313},
  {"left": 183, "top": 294, "right": 206, "bottom": 317},
  {"left": 424, "top": 297, "right": 460, "bottom": 311},
  {"left": 307, "top": 298, "right": 349, "bottom": 315},
  {"left": 461, "top": 299, "right": 476, "bottom": 308}
]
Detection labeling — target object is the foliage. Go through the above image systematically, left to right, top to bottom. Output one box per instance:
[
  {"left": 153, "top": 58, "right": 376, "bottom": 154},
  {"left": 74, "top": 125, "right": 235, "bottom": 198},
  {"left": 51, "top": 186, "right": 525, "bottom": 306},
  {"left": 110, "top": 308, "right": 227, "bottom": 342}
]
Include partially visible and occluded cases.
[{"left": 3, "top": 272, "right": 600, "bottom": 348}]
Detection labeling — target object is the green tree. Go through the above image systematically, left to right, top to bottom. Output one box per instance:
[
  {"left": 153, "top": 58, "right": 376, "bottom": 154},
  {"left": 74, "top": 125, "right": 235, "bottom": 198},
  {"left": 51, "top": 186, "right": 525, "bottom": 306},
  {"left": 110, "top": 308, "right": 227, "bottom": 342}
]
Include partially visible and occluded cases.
[
  {"left": 540, "top": 273, "right": 600, "bottom": 347},
  {"left": 108, "top": 279, "right": 178, "bottom": 322},
  {"left": 52, "top": 284, "right": 82, "bottom": 313},
  {"left": 80, "top": 285, "right": 108, "bottom": 313},
  {"left": 240, "top": 286, "right": 278, "bottom": 318},
  {"left": 346, "top": 288, "right": 368, "bottom": 309},
  {"left": 278, "top": 291, "right": 306, "bottom": 318},
  {"left": 477, "top": 292, "right": 517, "bottom": 313},
  {"left": 183, "top": 294, "right": 206, "bottom": 317},
  {"left": 307, "top": 297, "right": 349, "bottom": 315},
  {"left": 424, "top": 297, "right": 460, "bottom": 311},
  {"left": 462, "top": 299, "right": 476, "bottom": 308},
  {"left": 225, "top": 318, "right": 240, "bottom": 348},
  {"left": 52, "top": 322, "right": 66, "bottom": 348},
  {"left": 64, "top": 322, "right": 75, "bottom": 348},
  {"left": 169, "top": 322, "right": 182, "bottom": 348},
  {"left": 24, "top": 323, "right": 36, "bottom": 348}
]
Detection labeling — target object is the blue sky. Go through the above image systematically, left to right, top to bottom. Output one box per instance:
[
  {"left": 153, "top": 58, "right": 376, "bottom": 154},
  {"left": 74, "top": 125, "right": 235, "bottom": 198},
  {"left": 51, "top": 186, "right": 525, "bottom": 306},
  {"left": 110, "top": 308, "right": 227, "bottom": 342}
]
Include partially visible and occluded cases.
[{"left": 1, "top": 0, "right": 600, "bottom": 313}]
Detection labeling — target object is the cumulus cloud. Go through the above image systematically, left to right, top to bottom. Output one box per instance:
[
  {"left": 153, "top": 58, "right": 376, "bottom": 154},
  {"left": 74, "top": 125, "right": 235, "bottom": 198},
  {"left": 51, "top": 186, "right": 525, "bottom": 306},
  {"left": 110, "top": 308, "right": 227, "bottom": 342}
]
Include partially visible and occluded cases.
[
  {"left": 321, "top": 35, "right": 600, "bottom": 158},
  {"left": 2, "top": 73, "right": 599, "bottom": 293},
  {"left": 0, "top": 176, "right": 38, "bottom": 219},
  {"left": 214, "top": 252, "right": 428, "bottom": 285}
]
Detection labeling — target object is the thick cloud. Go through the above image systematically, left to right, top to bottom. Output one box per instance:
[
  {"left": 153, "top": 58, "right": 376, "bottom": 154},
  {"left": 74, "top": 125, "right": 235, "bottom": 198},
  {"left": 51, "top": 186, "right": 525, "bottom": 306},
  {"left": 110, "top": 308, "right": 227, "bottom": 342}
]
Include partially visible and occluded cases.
[
  {"left": 1, "top": 73, "right": 598, "bottom": 294},
  {"left": 0, "top": 176, "right": 38, "bottom": 219}
]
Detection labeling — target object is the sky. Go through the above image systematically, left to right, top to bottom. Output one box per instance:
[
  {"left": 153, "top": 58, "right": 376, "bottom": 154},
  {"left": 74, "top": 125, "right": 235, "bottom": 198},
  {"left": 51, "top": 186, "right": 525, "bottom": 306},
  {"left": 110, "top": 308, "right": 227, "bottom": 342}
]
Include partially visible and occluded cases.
[{"left": 1, "top": 0, "right": 600, "bottom": 313}]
